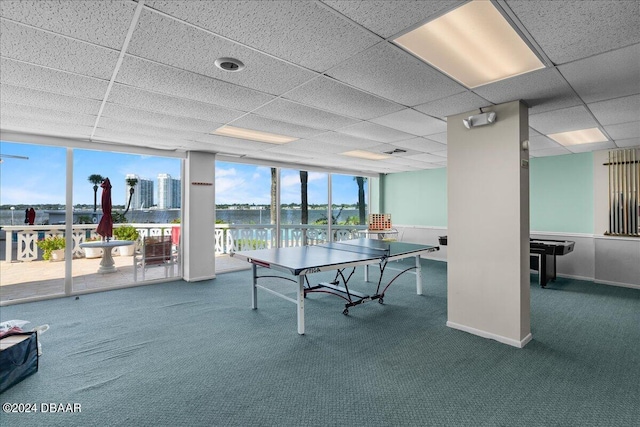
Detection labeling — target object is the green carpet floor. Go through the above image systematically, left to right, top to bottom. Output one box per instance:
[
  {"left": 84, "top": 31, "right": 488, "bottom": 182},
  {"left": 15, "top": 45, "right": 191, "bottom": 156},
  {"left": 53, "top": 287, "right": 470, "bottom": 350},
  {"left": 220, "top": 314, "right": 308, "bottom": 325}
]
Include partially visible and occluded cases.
[{"left": 1, "top": 259, "right": 638, "bottom": 426}]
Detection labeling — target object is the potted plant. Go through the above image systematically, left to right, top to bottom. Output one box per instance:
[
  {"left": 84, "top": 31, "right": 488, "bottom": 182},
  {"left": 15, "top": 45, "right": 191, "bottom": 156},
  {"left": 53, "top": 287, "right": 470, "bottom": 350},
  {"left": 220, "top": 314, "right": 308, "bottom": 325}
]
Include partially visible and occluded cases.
[
  {"left": 112, "top": 225, "right": 139, "bottom": 256},
  {"left": 37, "top": 236, "right": 66, "bottom": 261},
  {"left": 83, "top": 236, "right": 103, "bottom": 259}
]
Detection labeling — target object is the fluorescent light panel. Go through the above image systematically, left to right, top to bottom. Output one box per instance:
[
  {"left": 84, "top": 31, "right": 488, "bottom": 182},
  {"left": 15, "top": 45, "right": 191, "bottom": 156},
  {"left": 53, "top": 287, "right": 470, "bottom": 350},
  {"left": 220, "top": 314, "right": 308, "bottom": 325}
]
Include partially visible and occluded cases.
[
  {"left": 394, "top": 0, "right": 545, "bottom": 88},
  {"left": 213, "top": 125, "right": 297, "bottom": 144},
  {"left": 547, "top": 127, "right": 608, "bottom": 146},
  {"left": 341, "top": 150, "right": 390, "bottom": 160}
]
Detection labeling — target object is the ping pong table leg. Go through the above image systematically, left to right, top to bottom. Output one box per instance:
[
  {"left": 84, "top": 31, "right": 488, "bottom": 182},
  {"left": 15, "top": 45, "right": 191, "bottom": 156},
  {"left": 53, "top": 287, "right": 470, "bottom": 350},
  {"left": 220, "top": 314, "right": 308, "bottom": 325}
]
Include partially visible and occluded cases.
[
  {"left": 416, "top": 255, "right": 423, "bottom": 295},
  {"left": 251, "top": 264, "right": 258, "bottom": 309},
  {"left": 364, "top": 264, "right": 369, "bottom": 282},
  {"left": 297, "top": 275, "right": 305, "bottom": 335}
]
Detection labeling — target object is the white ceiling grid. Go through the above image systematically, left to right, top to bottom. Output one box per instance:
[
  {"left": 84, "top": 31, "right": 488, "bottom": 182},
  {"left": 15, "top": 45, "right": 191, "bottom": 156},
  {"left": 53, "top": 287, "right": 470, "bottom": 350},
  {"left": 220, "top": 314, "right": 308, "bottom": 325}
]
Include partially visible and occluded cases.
[{"left": 0, "top": 0, "right": 638, "bottom": 175}]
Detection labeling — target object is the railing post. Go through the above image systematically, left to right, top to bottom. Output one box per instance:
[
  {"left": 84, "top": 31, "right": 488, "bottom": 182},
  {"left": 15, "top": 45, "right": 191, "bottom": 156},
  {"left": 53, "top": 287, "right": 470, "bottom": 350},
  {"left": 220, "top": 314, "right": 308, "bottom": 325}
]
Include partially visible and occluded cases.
[{"left": 4, "top": 230, "right": 13, "bottom": 263}]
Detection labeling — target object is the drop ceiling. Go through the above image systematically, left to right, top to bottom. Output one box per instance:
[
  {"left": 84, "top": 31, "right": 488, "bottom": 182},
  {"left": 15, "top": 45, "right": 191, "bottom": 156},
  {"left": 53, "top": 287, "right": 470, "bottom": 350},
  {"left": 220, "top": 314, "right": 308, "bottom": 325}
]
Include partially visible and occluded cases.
[{"left": 0, "top": 0, "right": 638, "bottom": 175}]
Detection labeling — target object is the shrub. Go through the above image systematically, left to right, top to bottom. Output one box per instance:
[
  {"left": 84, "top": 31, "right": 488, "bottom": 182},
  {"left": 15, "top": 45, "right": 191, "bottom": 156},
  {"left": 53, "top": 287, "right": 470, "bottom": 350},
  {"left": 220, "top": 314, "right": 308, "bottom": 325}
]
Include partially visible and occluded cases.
[
  {"left": 113, "top": 225, "right": 140, "bottom": 241},
  {"left": 37, "top": 236, "right": 65, "bottom": 260}
]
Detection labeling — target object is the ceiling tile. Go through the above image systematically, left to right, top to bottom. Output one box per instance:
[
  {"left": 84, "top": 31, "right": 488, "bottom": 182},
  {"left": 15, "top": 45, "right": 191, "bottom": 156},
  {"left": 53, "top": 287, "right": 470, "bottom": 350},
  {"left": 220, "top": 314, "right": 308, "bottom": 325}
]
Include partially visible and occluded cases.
[
  {"left": 0, "top": 0, "right": 136, "bottom": 49},
  {"left": 146, "top": 0, "right": 380, "bottom": 72},
  {"left": 323, "top": 0, "right": 463, "bottom": 38},
  {"left": 507, "top": 0, "right": 640, "bottom": 64},
  {"left": 128, "top": 9, "right": 317, "bottom": 96},
  {"left": 0, "top": 20, "right": 119, "bottom": 80},
  {"left": 326, "top": 42, "right": 465, "bottom": 106},
  {"left": 559, "top": 44, "right": 640, "bottom": 103},
  {"left": 116, "top": 56, "right": 275, "bottom": 112},
  {"left": 1, "top": 58, "right": 108, "bottom": 99},
  {"left": 474, "top": 68, "right": 582, "bottom": 114},
  {"left": 283, "top": 76, "right": 404, "bottom": 120},
  {"left": 0, "top": 84, "right": 102, "bottom": 115},
  {"left": 107, "top": 84, "right": 244, "bottom": 124},
  {"left": 414, "top": 91, "right": 492, "bottom": 119},
  {"left": 588, "top": 94, "right": 640, "bottom": 126},
  {"left": 252, "top": 99, "right": 360, "bottom": 131},
  {"left": 1, "top": 101, "right": 96, "bottom": 126},
  {"left": 101, "top": 104, "right": 223, "bottom": 134},
  {"left": 529, "top": 105, "right": 599, "bottom": 135},
  {"left": 369, "top": 108, "right": 446, "bottom": 136},
  {"left": 0, "top": 114, "right": 93, "bottom": 138},
  {"left": 229, "top": 114, "right": 322, "bottom": 139},
  {"left": 97, "top": 117, "right": 203, "bottom": 141},
  {"left": 337, "top": 121, "right": 415, "bottom": 143},
  {"left": 604, "top": 121, "right": 640, "bottom": 140},
  {"left": 92, "top": 129, "right": 187, "bottom": 149},
  {"left": 310, "top": 132, "right": 380, "bottom": 149},
  {"left": 425, "top": 132, "right": 447, "bottom": 144},
  {"left": 193, "top": 134, "right": 274, "bottom": 152},
  {"left": 529, "top": 134, "right": 562, "bottom": 151},
  {"left": 390, "top": 138, "right": 447, "bottom": 153},
  {"left": 615, "top": 138, "right": 640, "bottom": 148},
  {"left": 281, "top": 139, "right": 346, "bottom": 154},
  {"left": 565, "top": 141, "right": 616, "bottom": 154},
  {"left": 529, "top": 147, "right": 572, "bottom": 157},
  {"left": 431, "top": 149, "right": 447, "bottom": 158},
  {"left": 406, "top": 152, "right": 447, "bottom": 162}
]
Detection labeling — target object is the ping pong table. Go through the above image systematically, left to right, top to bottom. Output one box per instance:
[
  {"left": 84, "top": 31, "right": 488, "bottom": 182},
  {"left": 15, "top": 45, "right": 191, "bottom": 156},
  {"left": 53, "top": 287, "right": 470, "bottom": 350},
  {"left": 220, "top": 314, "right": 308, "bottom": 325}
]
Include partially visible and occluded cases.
[{"left": 231, "top": 238, "right": 439, "bottom": 334}]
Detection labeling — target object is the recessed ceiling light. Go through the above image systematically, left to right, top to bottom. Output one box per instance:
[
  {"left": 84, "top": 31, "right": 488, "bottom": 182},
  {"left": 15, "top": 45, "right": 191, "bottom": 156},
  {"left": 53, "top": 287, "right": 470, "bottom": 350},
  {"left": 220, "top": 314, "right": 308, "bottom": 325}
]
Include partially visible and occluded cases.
[
  {"left": 394, "top": 0, "right": 545, "bottom": 88},
  {"left": 215, "top": 57, "right": 245, "bottom": 72},
  {"left": 213, "top": 125, "right": 297, "bottom": 144},
  {"left": 547, "top": 128, "right": 608, "bottom": 146},
  {"left": 341, "top": 150, "right": 390, "bottom": 160}
]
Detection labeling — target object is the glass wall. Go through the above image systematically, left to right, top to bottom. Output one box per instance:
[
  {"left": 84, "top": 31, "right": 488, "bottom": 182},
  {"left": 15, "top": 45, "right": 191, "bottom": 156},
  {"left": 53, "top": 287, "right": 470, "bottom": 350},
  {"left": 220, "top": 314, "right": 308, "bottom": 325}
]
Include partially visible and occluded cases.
[
  {"left": 0, "top": 140, "right": 183, "bottom": 304},
  {"left": 0, "top": 141, "right": 67, "bottom": 302},
  {"left": 71, "top": 149, "right": 182, "bottom": 292},
  {"left": 280, "top": 168, "right": 329, "bottom": 246},
  {"left": 331, "top": 174, "right": 369, "bottom": 226}
]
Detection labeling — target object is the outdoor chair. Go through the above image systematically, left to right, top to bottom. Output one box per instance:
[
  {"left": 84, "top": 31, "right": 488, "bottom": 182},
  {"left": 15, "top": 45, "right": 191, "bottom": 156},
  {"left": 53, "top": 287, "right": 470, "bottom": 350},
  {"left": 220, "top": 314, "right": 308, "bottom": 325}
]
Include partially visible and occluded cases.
[{"left": 133, "top": 236, "right": 177, "bottom": 282}]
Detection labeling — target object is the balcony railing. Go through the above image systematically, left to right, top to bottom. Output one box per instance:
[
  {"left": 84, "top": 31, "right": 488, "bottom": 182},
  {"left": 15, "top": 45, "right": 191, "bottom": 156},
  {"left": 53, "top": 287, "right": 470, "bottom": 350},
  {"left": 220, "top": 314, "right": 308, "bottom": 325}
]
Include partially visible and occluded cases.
[{"left": 3, "top": 224, "right": 367, "bottom": 262}]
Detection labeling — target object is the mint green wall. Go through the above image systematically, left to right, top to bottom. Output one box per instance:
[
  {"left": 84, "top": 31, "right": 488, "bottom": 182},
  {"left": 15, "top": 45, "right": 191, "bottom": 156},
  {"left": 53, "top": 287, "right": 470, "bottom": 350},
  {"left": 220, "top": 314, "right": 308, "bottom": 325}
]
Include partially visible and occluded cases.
[
  {"left": 379, "top": 152, "right": 594, "bottom": 233},
  {"left": 530, "top": 152, "right": 593, "bottom": 233},
  {"left": 381, "top": 168, "right": 447, "bottom": 226}
]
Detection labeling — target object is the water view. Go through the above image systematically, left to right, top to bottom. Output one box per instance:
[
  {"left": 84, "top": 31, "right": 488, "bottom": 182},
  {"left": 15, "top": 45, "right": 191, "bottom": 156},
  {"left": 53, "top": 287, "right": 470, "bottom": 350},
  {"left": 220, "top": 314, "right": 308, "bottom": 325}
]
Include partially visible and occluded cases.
[{"left": 0, "top": 208, "right": 364, "bottom": 226}]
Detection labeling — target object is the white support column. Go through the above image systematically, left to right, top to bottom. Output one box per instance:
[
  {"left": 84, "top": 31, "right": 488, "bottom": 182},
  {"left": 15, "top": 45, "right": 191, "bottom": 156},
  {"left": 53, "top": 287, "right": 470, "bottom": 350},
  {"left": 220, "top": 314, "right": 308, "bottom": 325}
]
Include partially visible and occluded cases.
[
  {"left": 446, "top": 101, "right": 531, "bottom": 348},
  {"left": 65, "top": 148, "right": 73, "bottom": 295},
  {"left": 183, "top": 152, "right": 216, "bottom": 281}
]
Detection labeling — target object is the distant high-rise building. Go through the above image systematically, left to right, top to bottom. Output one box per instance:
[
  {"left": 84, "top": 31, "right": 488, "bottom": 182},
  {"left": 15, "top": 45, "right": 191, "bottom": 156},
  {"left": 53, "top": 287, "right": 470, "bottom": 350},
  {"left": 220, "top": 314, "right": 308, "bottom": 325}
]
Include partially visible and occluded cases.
[
  {"left": 157, "top": 173, "right": 181, "bottom": 209},
  {"left": 125, "top": 174, "right": 154, "bottom": 210}
]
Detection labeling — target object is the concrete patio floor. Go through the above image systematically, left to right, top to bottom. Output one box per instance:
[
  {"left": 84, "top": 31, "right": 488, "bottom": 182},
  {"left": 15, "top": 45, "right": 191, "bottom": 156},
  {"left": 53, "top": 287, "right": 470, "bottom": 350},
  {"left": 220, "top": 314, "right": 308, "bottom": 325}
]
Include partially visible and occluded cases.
[{"left": 0, "top": 253, "right": 250, "bottom": 303}]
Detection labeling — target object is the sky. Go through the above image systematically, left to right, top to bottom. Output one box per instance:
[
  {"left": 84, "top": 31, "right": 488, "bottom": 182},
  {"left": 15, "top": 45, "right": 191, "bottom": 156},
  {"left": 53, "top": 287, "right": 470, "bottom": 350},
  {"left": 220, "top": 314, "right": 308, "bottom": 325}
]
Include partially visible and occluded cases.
[{"left": 1, "top": 141, "right": 366, "bottom": 207}]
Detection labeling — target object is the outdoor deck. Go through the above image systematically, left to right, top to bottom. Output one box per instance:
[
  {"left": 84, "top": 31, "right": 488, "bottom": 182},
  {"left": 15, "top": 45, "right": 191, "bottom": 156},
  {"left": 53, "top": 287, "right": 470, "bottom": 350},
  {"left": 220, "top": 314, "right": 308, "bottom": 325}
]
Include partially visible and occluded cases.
[{"left": 0, "top": 253, "right": 249, "bottom": 303}]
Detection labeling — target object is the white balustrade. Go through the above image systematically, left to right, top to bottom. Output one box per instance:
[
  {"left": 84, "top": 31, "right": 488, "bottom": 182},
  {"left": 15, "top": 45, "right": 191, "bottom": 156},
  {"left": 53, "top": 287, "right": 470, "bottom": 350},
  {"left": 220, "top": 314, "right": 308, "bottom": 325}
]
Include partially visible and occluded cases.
[{"left": 3, "top": 223, "right": 365, "bottom": 262}]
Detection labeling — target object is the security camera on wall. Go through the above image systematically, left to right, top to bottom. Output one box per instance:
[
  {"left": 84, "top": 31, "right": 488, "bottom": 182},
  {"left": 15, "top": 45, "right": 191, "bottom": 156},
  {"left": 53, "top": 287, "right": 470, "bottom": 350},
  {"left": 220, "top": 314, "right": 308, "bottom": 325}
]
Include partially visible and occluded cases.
[{"left": 463, "top": 111, "right": 497, "bottom": 129}]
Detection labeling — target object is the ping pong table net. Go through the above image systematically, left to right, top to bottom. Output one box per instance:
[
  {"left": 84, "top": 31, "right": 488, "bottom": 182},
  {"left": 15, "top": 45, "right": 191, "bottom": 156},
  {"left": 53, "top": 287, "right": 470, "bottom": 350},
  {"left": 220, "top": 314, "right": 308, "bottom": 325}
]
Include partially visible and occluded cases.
[
  {"left": 368, "top": 213, "right": 392, "bottom": 231},
  {"left": 323, "top": 240, "right": 391, "bottom": 259}
]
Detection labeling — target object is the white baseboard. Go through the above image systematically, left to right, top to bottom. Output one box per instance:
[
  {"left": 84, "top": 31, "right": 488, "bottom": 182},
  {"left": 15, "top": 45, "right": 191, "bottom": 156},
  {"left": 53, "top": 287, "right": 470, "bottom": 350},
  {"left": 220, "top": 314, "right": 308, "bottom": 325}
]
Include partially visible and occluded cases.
[
  {"left": 184, "top": 274, "right": 216, "bottom": 282},
  {"left": 594, "top": 279, "right": 640, "bottom": 290},
  {"left": 446, "top": 321, "right": 532, "bottom": 348}
]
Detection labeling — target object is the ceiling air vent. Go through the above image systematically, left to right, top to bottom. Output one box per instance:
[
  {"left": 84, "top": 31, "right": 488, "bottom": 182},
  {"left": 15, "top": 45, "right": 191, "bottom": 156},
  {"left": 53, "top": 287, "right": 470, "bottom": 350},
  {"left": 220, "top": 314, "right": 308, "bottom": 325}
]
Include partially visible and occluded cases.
[{"left": 383, "top": 148, "right": 407, "bottom": 155}]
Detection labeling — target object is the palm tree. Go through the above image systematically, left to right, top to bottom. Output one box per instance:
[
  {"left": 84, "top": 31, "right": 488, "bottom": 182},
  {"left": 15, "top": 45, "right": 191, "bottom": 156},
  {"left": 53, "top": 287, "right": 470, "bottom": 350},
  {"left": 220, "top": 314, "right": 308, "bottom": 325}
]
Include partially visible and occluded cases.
[
  {"left": 270, "top": 168, "right": 277, "bottom": 225},
  {"left": 300, "top": 171, "right": 309, "bottom": 245},
  {"left": 88, "top": 174, "right": 104, "bottom": 212},
  {"left": 355, "top": 176, "right": 367, "bottom": 225},
  {"left": 123, "top": 177, "right": 138, "bottom": 215}
]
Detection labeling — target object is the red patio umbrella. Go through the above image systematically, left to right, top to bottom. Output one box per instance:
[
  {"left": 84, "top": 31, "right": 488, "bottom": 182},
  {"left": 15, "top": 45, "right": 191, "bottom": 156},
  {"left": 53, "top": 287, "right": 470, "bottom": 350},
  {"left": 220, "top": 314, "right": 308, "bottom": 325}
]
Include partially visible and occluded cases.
[{"left": 96, "top": 178, "right": 113, "bottom": 240}]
